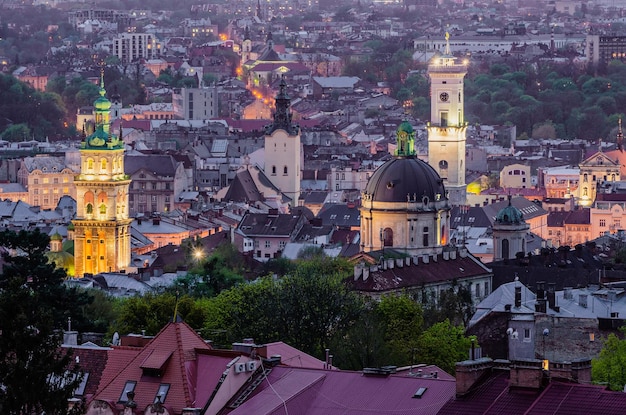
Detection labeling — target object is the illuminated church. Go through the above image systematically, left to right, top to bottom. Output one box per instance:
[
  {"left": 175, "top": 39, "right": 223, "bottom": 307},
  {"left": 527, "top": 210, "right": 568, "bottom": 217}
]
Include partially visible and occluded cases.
[{"left": 72, "top": 72, "right": 132, "bottom": 277}]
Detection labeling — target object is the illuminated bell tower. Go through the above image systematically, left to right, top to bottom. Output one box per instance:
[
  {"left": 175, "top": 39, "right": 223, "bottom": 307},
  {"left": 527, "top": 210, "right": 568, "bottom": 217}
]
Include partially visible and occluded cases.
[
  {"left": 427, "top": 33, "right": 468, "bottom": 206},
  {"left": 72, "top": 70, "right": 131, "bottom": 277}
]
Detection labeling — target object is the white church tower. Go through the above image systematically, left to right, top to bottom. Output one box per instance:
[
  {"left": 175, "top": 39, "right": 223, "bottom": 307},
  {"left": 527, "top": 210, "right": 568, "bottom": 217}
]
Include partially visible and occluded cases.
[
  {"left": 427, "top": 33, "right": 468, "bottom": 206},
  {"left": 264, "top": 77, "right": 301, "bottom": 205}
]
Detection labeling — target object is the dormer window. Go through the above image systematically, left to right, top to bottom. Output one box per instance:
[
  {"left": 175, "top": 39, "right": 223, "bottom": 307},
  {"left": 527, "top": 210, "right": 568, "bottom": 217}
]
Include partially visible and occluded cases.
[
  {"left": 118, "top": 380, "right": 137, "bottom": 403},
  {"left": 154, "top": 384, "right": 170, "bottom": 404}
]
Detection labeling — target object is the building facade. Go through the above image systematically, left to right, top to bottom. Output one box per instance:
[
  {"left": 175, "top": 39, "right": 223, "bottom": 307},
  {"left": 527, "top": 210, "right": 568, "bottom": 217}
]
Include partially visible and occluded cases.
[
  {"left": 112, "top": 33, "right": 161, "bottom": 64},
  {"left": 427, "top": 38, "right": 468, "bottom": 206},
  {"left": 72, "top": 74, "right": 132, "bottom": 277},
  {"left": 172, "top": 86, "right": 219, "bottom": 120},
  {"left": 577, "top": 150, "right": 620, "bottom": 207},
  {"left": 126, "top": 154, "right": 188, "bottom": 216},
  {"left": 17, "top": 155, "right": 78, "bottom": 210},
  {"left": 500, "top": 163, "right": 531, "bottom": 189}
]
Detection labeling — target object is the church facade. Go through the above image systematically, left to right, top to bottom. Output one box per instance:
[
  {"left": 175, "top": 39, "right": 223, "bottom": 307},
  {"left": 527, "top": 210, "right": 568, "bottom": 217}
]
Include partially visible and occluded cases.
[{"left": 360, "top": 121, "right": 451, "bottom": 256}]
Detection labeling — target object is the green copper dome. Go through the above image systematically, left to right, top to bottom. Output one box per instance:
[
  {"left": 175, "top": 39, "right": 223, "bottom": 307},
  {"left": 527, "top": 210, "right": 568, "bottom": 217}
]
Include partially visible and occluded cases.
[
  {"left": 94, "top": 94, "right": 111, "bottom": 111},
  {"left": 398, "top": 120, "right": 414, "bottom": 134},
  {"left": 495, "top": 198, "right": 524, "bottom": 224},
  {"left": 50, "top": 232, "right": 63, "bottom": 241},
  {"left": 46, "top": 250, "right": 75, "bottom": 277}
]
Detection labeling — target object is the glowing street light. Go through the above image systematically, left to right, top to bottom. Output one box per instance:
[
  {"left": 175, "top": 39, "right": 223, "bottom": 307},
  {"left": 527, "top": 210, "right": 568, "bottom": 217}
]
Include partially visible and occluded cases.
[{"left": 193, "top": 248, "right": 204, "bottom": 262}]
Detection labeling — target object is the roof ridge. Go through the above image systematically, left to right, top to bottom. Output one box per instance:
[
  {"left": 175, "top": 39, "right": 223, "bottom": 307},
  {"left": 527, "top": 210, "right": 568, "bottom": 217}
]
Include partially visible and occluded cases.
[{"left": 174, "top": 321, "right": 193, "bottom": 405}]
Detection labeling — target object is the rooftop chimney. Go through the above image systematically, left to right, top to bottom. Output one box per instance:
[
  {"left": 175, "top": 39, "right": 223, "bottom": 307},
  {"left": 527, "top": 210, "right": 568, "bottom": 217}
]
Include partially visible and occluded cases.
[
  {"left": 547, "top": 283, "right": 558, "bottom": 311},
  {"left": 455, "top": 358, "right": 494, "bottom": 396},
  {"left": 509, "top": 359, "right": 545, "bottom": 389}
]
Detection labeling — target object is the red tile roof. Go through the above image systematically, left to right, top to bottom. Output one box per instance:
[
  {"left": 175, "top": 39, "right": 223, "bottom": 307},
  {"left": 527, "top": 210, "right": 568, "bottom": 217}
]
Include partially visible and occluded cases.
[
  {"left": 93, "top": 322, "right": 211, "bottom": 413},
  {"left": 63, "top": 345, "right": 112, "bottom": 400}
]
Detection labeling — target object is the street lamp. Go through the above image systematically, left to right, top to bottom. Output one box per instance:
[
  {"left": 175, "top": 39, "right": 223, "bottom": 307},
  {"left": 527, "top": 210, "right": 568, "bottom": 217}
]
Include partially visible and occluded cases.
[{"left": 193, "top": 247, "right": 204, "bottom": 262}]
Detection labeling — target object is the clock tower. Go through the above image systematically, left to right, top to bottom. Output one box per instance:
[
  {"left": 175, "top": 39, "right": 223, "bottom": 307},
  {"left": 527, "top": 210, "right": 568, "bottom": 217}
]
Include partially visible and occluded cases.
[
  {"left": 427, "top": 33, "right": 468, "bottom": 206},
  {"left": 72, "top": 71, "right": 132, "bottom": 277}
]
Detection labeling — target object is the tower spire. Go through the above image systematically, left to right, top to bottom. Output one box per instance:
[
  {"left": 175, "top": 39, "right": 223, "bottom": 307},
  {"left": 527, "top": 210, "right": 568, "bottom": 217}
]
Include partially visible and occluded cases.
[{"left": 265, "top": 76, "right": 298, "bottom": 135}]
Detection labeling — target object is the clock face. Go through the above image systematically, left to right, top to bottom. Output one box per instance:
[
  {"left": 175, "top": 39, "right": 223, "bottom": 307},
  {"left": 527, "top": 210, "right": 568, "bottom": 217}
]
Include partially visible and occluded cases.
[{"left": 439, "top": 92, "right": 449, "bottom": 102}]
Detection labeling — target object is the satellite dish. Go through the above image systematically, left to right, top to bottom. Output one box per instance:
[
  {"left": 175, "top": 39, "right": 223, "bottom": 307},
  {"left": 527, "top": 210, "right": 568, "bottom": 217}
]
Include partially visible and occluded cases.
[
  {"left": 506, "top": 328, "right": 513, "bottom": 336},
  {"left": 543, "top": 328, "right": 550, "bottom": 336},
  {"left": 512, "top": 331, "right": 519, "bottom": 340},
  {"left": 112, "top": 332, "right": 120, "bottom": 346}
]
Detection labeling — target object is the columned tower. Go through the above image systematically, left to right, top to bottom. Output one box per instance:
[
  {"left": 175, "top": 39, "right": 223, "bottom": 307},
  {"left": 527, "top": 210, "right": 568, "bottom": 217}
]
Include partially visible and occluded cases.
[
  {"left": 427, "top": 33, "right": 468, "bottom": 206},
  {"left": 72, "top": 71, "right": 131, "bottom": 277},
  {"left": 264, "top": 77, "right": 301, "bottom": 205}
]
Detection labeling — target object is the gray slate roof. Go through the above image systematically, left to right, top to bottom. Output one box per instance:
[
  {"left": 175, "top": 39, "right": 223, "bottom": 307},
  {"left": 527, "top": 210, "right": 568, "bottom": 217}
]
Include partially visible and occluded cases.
[{"left": 125, "top": 154, "right": 178, "bottom": 177}]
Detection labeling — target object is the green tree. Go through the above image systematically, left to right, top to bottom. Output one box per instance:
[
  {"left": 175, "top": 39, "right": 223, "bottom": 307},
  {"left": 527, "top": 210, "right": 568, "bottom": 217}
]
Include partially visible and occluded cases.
[
  {"left": 1, "top": 123, "right": 31, "bottom": 141},
  {"left": 0, "top": 229, "right": 84, "bottom": 414},
  {"left": 176, "top": 243, "right": 246, "bottom": 298},
  {"left": 203, "top": 258, "right": 360, "bottom": 358},
  {"left": 422, "top": 281, "right": 474, "bottom": 327},
  {"left": 76, "top": 288, "right": 118, "bottom": 333},
  {"left": 110, "top": 292, "right": 207, "bottom": 336},
  {"left": 376, "top": 293, "right": 423, "bottom": 365},
  {"left": 329, "top": 298, "right": 385, "bottom": 369},
  {"left": 417, "top": 319, "right": 472, "bottom": 374},
  {"left": 592, "top": 330, "right": 626, "bottom": 390}
]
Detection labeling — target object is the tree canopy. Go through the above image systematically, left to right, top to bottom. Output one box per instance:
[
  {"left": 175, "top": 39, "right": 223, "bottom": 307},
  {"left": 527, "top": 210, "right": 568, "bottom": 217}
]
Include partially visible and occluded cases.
[
  {"left": 0, "top": 229, "right": 86, "bottom": 414},
  {"left": 592, "top": 329, "right": 626, "bottom": 391}
]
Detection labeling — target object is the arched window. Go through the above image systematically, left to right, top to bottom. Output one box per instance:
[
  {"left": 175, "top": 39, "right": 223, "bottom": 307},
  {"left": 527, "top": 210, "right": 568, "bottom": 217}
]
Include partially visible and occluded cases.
[
  {"left": 87, "top": 158, "right": 94, "bottom": 170},
  {"left": 101, "top": 158, "right": 107, "bottom": 171},
  {"left": 271, "top": 165, "right": 276, "bottom": 175},
  {"left": 283, "top": 166, "right": 288, "bottom": 175},
  {"left": 583, "top": 173, "right": 588, "bottom": 183},
  {"left": 583, "top": 187, "right": 588, "bottom": 196},
  {"left": 84, "top": 191, "right": 95, "bottom": 216},
  {"left": 99, "top": 204, "right": 107, "bottom": 215},
  {"left": 381, "top": 228, "right": 393, "bottom": 247},
  {"left": 502, "top": 238, "right": 510, "bottom": 259}
]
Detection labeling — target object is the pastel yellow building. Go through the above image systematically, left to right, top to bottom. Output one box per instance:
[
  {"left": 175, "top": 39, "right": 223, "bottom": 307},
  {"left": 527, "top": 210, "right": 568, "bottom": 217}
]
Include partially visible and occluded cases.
[
  {"left": 578, "top": 150, "right": 620, "bottom": 207},
  {"left": 18, "top": 156, "right": 78, "bottom": 210},
  {"left": 500, "top": 163, "right": 531, "bottom": 189}
]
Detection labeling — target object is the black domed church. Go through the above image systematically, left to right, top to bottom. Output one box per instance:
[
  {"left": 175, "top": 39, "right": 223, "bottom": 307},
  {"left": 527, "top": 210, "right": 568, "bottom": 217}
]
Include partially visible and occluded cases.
[{"left": 360, "top": 121, "right": 450, "bottom": 256}]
